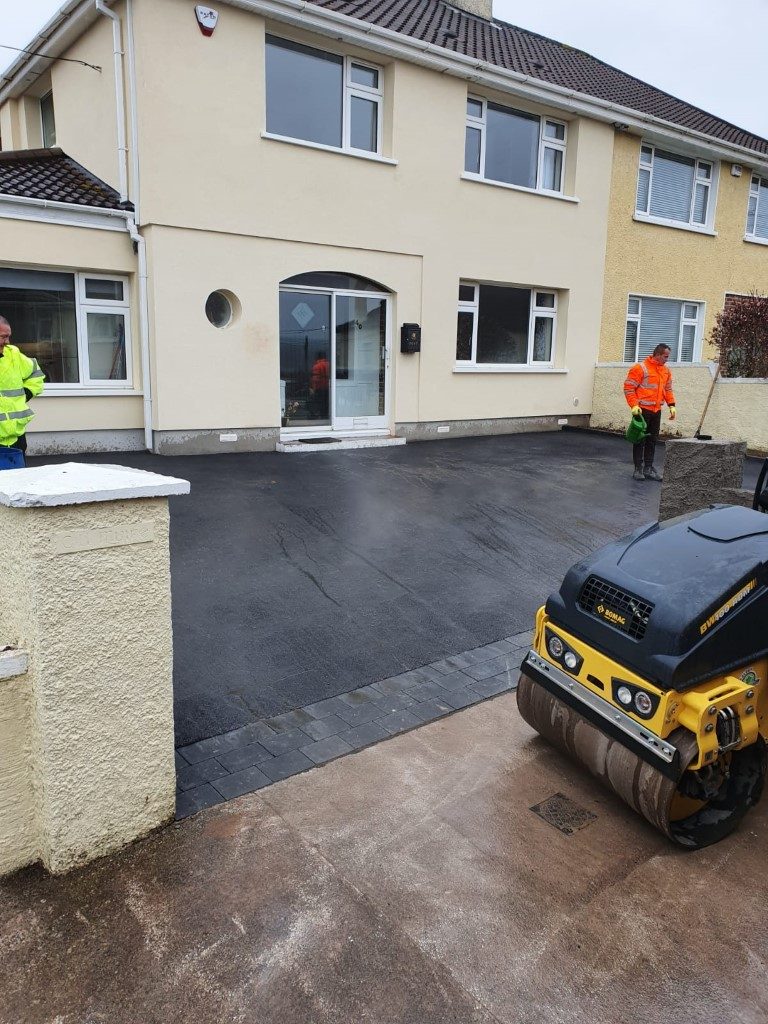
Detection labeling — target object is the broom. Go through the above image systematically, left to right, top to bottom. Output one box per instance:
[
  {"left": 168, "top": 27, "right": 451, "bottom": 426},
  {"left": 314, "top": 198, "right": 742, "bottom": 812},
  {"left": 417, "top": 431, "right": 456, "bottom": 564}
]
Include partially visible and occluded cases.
[{"left": 694, "top": 359, "right": 722, "bottom": 441}]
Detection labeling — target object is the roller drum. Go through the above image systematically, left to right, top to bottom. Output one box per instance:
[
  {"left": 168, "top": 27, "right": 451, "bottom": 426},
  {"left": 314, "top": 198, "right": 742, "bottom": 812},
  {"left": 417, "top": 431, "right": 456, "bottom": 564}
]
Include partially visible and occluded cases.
[{"left": 517, "top": 672, "right": 766, "bottom": 848}]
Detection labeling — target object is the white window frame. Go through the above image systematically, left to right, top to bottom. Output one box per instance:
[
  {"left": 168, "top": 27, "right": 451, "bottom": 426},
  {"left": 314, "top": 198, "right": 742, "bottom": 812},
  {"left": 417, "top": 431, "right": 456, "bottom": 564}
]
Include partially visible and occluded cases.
[
  {"left": 265, "top": 36, "right": 383, "bottom": 158},
  {"left": 343, "top": 57, "right": 383, "bottom": 156},
  {"left": 39, "top": 90, "right": 56, "bottom": 148},
  {"left": 464, "top": 95, "right": 567, "bottom": 195},
  {"left": 635, "top": 143, "right": 716, "bottom": 231},
  {"left": 745, "top": 174, "right": 768, "bottom": 242},
  {"left": 0, "top": 266, "right": 133, "bottom": 392},
  {"left": 456, "top": 282, "right": 558, "bottom": 369},
  {"left": 457, "top": 284, "right": 480, "bottom": 363},
  {"left": 624, "top": 294, "right": 704, "bottom": 365}
]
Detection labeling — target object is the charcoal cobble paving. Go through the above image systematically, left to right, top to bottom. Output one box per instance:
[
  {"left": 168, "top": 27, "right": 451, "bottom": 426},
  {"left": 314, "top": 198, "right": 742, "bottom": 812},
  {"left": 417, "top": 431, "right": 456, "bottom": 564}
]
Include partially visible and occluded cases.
[
  {"left": 175, "top": 634, "right": 529, "bottom": 818},
  {"left": 300, "top": 714, "right": 347, "bottom": 741},
  {"left": 301, "top": 735, "right": 353, "bottom": 765},
  {"left": 216, "top": 742, "right": 273, "bottom": 774},
  {"left": 260, "top": 749, "right": 316, "bottom": 783},
  {"left": 176, "top": 757, "right": 230, "bottom": 792},
  {"left": 176, "top": 784, "right": 226, "bottom": 819}
]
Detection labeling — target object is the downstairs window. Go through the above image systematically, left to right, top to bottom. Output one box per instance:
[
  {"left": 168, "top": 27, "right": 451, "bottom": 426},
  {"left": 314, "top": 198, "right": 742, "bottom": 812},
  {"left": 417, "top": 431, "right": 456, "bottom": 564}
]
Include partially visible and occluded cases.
[
  {"left": 0, "top": 267, "right": 131, "bottom": 387},
  {"left": 456, "top": 283, "right": 557, "bottom": 367},
  {"left": 624, "top": 295, "right": 701, "bottom": 363}
]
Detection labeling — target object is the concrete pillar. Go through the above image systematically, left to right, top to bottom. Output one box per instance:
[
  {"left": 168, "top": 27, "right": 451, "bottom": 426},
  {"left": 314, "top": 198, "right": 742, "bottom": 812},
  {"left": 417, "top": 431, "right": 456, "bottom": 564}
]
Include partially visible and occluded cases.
[
  {"left": 659, "top": 438, "right": 748, "bottom": 521},
  {"left": 0, "top": 463, "right": 189, "bottom": 875}
]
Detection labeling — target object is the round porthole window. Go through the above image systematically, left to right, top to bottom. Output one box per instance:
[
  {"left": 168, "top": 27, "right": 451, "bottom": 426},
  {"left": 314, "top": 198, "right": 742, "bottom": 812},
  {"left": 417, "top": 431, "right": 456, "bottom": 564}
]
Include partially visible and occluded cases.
[{"left": 205, "top": 290, "right": 237, "bottom": 328}]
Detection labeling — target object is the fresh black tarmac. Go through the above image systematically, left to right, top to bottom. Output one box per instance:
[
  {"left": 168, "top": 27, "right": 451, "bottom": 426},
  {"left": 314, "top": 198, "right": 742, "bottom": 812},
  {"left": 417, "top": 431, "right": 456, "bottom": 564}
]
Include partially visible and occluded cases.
[{"left": 33, "top": 432, "right": 761, "bottom": 745}]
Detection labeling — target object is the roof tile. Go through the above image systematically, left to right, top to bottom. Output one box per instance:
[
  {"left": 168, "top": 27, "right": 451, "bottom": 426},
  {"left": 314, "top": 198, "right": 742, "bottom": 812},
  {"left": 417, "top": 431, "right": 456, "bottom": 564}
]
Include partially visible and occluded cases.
[
  {"left": 306, "top": 0, "right": 768, "bottom": 155},
  {"left": 0, "top": 148, "right": 129, "bottom": 209}
]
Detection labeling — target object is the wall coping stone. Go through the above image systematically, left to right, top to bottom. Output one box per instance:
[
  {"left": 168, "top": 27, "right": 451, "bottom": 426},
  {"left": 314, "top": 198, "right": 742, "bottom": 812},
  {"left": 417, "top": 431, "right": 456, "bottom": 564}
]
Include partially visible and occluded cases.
[
  {"left": 0, "top": 463, "right": 190, "bottom": 507},
  {"left": 0, "top": 648, "right": 29, "bottom": 681}
]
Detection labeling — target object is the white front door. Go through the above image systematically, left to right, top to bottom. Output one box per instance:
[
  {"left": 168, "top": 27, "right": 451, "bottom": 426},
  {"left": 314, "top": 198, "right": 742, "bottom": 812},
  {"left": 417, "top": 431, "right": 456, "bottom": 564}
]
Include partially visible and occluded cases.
[
  {"left": 279, "top": 286, "right": 390, "bottom": 433},
  {"left": 331, "top": 291, "right": 389, "bottom": 432}
]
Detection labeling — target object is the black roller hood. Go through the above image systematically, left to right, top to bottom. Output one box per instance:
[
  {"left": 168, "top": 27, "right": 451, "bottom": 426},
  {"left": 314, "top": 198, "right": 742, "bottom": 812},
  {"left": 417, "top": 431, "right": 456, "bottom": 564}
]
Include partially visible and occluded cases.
[{"left": 545, "top": 506, "right": 768, "bottom": 692}]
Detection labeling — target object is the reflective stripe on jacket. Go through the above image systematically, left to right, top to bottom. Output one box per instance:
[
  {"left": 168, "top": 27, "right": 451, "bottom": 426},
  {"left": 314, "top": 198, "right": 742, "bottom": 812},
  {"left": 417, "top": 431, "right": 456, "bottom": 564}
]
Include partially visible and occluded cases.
[
  {"left": 0, "top": 344, "right": 45, "bottom": 446},
  {"left": 623, "top": 356, "right": 675, "bottom": 413}
]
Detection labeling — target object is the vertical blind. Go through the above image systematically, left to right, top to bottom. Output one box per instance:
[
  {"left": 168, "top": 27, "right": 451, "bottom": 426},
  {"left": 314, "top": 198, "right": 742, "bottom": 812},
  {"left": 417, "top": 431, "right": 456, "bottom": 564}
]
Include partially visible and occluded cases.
[{"left": 649, "top": 150, "right": 695, "bottom": 223}]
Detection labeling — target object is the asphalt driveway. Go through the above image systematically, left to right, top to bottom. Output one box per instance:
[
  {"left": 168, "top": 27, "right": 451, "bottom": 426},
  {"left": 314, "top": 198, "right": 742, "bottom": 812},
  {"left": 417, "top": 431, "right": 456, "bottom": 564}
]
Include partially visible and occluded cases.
[{"left": 32, "top": 431, "right": 763, "bottom": 745}]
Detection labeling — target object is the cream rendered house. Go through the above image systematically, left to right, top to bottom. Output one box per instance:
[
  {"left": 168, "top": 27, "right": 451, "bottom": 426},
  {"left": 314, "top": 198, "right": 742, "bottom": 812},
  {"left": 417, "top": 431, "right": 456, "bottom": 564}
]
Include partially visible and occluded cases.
[{"left": 0, "top": 0, "right": 764, "bottom": 454}]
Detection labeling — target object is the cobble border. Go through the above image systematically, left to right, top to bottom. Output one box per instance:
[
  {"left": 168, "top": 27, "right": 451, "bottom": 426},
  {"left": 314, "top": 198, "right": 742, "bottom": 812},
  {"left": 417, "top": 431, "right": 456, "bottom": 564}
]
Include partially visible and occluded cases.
[{"left": 175, "top": 632, "right": 531, "bottom": 818}]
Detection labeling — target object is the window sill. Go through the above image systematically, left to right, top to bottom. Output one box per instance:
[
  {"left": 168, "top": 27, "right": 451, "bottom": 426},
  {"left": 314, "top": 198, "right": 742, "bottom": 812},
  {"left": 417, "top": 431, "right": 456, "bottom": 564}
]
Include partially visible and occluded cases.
[
  {"left": 261, "top": 132, "right": 397, "bottom": 165},
  {"left": 460, "top": 174, "right": 579, "bottom": 204},
  {"left": 633, "top": 213, "right": 716, "bottom": 236},
  {"left": 744, "top": 234, "right": 768, "bottom": 247},
  {"left": 453, "top": 364, "right": 567, "bottom": 374},
  {"left": 41, "top": 388, "right": 142, "bottom": 397}
]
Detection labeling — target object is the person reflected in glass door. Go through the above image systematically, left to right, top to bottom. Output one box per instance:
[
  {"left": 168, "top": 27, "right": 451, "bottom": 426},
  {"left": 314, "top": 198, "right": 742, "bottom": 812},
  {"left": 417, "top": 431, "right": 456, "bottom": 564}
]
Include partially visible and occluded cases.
[{"left": 309, "top": 351, "right": 330, "bottom": 419}]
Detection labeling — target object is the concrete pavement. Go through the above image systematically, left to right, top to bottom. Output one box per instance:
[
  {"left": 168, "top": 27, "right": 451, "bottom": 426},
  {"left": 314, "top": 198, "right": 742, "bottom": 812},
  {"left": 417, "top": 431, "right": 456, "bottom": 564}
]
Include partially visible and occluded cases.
[{"left": 2, "top": 691, "right": 765, "bottom": 1024}]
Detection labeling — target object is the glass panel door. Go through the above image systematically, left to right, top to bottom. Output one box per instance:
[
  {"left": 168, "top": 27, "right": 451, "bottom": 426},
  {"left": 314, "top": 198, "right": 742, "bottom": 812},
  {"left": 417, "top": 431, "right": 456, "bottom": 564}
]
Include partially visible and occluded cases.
[
  {"left": 279, "top": 291, "right": 332, "bottom": 427},
  {"left": 333, "top": 295, "right": 387, "bottom": 429}
]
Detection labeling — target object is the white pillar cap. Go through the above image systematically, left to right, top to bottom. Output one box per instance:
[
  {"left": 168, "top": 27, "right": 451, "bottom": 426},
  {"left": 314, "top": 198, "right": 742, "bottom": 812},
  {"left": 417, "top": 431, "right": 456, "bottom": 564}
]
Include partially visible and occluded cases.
[{"left": 0, "top": 462, "right": 190, "bottom": 507}]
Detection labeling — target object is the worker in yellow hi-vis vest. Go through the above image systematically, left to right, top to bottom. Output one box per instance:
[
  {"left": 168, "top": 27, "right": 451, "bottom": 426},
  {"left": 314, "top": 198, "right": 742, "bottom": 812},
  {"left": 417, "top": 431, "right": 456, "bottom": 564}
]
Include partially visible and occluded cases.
[{"left": 0, "top": 315, "right": 45, "bottom": 466}]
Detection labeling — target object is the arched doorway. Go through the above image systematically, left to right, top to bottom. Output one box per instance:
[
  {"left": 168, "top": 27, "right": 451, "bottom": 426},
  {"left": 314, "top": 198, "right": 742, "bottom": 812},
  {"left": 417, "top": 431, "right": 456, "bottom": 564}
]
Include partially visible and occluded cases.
[{"left": 279, "top": 272, "right": 390, "bottom": 433}]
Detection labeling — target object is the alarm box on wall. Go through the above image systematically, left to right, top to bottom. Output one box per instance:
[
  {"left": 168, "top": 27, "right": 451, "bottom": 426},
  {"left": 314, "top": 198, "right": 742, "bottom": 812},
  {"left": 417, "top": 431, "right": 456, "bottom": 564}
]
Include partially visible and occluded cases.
[{"left": 401, "top": 323, "right": 421, "bottom": 353}]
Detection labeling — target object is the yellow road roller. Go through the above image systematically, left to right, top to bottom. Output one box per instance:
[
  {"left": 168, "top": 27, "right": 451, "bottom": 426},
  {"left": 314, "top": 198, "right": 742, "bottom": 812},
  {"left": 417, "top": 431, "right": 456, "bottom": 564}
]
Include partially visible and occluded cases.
[{"left": 517, "top": 501, "right": 768, "bottom": 848}]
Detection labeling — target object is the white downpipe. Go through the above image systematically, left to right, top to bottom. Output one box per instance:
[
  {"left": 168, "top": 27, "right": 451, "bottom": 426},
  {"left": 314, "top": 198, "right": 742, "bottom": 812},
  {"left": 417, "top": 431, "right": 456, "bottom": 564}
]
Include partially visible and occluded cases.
[
  {"left": 95, "top": 0, "right": 128, "bottom": 204},
  {"left": 96, "top": 0, "right": 153, "bottom": 451},
  {"left": 125, "top": 0, "right": 141, "bottom": 223},
  {"left": 127, "top": 219, "right": 153, "bottom": 453}
]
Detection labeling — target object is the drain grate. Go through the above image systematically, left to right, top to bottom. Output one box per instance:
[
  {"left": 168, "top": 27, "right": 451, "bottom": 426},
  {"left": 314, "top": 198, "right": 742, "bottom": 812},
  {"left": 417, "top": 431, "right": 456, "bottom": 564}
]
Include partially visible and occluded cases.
[
  {"left": 297, "top": 437, "right": 341, "bottom": 445},
  {"left": 530, "top": 793, "right": 597, "bottom": 835}
]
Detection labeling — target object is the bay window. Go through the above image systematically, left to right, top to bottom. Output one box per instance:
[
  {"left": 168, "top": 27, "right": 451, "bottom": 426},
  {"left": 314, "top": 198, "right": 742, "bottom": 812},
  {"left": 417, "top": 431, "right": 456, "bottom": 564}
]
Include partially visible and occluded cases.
[
  {"left": 265, "top": 35, "right": 382, "bottom": 155},
  {"left": 464, "top": 96, "right": 566, "bottom": 193},
  {"left": 636, "top": 144, "right": 714, "bottom": 228},
  {"left": 746, "top": 175, "right": 768, "bottom": 241},
  {"left": 0, "top": 268, "right": 131, "bottom": 388},
  {"left": 456, "top": 283, "right": 557, "bottom": 367},
  {"left": 624, "top": 295, "right": 701, "bottom": 364}
]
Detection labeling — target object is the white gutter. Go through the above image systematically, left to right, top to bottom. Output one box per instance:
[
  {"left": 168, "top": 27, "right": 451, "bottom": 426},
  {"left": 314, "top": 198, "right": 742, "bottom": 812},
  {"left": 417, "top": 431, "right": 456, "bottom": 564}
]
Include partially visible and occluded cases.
[
  {"left": 0, "top": 0, "right": 99, "bottom": 102},
  {"left": 94, "top": 0, "right": 128, "bottom": 204},
  {"left": 226, "top": 0, "right": 768, "bottom": 173},
  {"left": 0, "top": 191, "right": 129, "bottom": 218}
]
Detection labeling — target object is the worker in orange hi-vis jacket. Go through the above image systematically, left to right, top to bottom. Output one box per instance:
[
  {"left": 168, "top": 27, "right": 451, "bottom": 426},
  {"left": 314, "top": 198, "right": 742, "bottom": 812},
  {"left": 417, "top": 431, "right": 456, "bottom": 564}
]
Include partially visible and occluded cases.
[{"left": 623, "top": 343, "right": 676, "bottom": 482}]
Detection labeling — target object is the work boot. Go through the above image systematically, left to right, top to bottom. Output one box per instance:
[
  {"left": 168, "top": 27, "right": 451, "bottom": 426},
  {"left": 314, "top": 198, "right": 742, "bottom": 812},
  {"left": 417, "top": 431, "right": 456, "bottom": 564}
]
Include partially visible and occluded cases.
[
  {"left": 644, "top": 465, "right": 663, "bottom": 481},
  {"left": 632, "top": 466, "right": 645, "bottom": 481}
]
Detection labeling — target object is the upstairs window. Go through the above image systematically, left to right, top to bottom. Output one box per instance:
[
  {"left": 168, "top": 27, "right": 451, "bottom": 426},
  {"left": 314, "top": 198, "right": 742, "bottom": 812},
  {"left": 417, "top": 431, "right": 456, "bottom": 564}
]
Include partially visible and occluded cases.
[
  {"left": 265, "top": 36, "right": 382, "bottom": 155},
  {"left": 40, "top": 91, "right": 56, "bottom": 147},
  {"left": 464, "top": 96, "right": 566, "bottom": 193},
  {"left": 636, "top": 144, "right": 713, "bottom": 228},
  {"left": 746, "top": 175, "right": 768, "bottom": 240},
  {"left": 0, "top": 268, "right": 131, "bottom": 388},
  {"left": 456, "top": 283, "right": 557, "bottom": 367},
  {"left": 624, "top": 295, "right": 701, "bottom": 364}
]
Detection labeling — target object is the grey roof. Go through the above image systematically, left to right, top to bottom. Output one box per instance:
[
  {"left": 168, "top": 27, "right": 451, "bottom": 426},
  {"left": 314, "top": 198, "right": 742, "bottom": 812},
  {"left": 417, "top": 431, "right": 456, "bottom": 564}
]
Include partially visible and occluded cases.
[
  {"left": 306, "top": 0, "right": 768, "bottom": 156},
  {"left": 0, "top": 148, "right": 129, "bottom": 209}
]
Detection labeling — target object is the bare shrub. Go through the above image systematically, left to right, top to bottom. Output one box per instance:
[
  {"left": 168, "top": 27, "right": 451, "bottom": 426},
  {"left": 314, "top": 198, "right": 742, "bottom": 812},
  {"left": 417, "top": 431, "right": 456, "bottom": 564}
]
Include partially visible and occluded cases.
[{"left": 711, "top": 292, "right": 768, "bottom": 378}]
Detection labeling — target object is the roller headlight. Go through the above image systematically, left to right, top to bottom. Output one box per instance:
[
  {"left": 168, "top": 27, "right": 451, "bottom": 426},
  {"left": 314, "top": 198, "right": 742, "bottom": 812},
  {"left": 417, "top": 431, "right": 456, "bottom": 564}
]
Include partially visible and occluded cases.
[
  {"left": 548, "top": 635, "right": 564, "bottom": 659},
  {"left": 563, "top": 651, "right": 578, "bottom": 670},
  {"left": 617, "top": 685, "right": 633, "bottom": 706},
  {"left": 634, "top": 691, "right": 653, "bottom": 716}
]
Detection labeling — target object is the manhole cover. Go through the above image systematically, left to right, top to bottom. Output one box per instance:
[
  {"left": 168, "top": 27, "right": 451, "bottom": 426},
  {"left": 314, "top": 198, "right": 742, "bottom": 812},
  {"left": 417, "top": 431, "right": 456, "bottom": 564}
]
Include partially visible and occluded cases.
[
  {"left": 297, "top": 437, "right": 341, "bottom": 445},
  {"left": 530, "top": 793, "right": 597, "bottom": 835}
]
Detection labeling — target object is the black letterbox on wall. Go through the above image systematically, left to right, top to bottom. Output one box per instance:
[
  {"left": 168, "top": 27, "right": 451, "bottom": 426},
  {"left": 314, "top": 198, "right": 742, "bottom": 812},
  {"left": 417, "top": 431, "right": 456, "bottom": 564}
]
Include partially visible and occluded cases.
[{"left": 401, "top": 323, "right": 421, "bottom": 353}]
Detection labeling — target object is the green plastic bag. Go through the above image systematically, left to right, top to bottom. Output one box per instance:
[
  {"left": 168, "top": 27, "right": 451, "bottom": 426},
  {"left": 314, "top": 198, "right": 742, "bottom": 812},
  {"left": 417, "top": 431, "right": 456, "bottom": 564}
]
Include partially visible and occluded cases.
[{"left": 625, "top": 414, "right": 647, "bottom": 444}]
